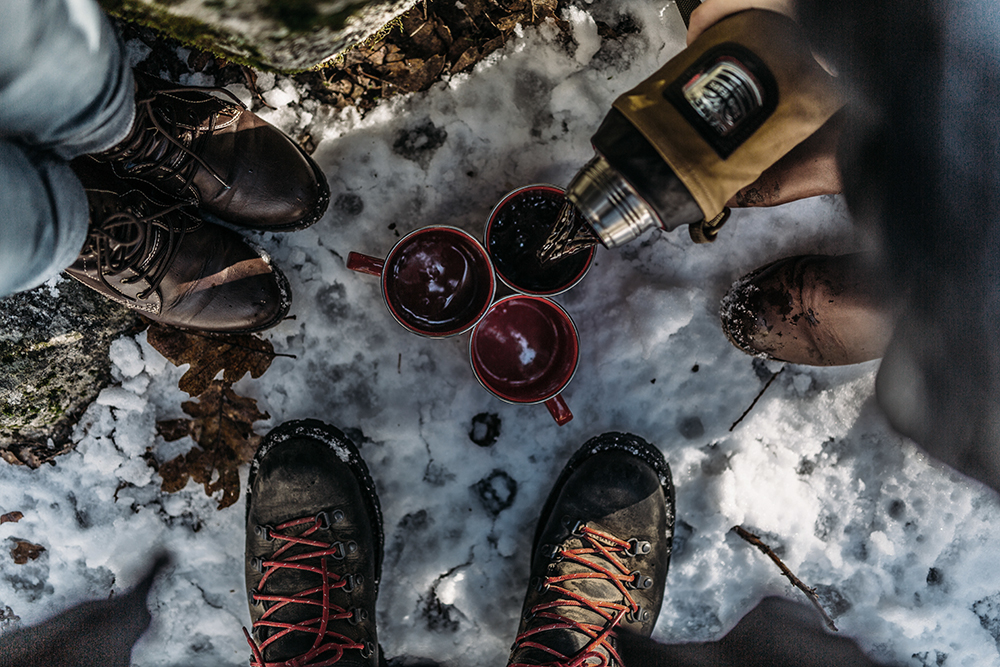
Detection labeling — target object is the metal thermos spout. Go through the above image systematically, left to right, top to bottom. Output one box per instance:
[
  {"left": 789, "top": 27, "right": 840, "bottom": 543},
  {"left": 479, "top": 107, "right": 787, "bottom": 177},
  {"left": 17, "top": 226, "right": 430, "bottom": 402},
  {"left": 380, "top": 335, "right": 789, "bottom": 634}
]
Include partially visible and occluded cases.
[{"left": 563, "top": 9, "right": 844, "bottom": 249}]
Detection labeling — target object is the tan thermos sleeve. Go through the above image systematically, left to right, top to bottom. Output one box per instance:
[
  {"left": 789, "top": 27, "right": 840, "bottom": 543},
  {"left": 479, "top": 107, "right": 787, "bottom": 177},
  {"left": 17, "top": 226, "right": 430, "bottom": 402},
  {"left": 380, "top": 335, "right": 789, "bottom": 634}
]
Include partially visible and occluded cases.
[{"left": 613, "top": 10, "right": 844, "bottom": 220}]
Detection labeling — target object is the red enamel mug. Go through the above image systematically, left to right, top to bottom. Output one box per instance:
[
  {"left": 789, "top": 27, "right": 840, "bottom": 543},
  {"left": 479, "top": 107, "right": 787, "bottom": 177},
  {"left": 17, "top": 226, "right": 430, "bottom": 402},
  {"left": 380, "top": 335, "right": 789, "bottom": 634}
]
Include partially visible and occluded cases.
[
  {"left": 348, "top": 226, "right": 496, "bottom": 338},
  {"left": 469, "top": 295, "right": 579, "bottom": 426}
]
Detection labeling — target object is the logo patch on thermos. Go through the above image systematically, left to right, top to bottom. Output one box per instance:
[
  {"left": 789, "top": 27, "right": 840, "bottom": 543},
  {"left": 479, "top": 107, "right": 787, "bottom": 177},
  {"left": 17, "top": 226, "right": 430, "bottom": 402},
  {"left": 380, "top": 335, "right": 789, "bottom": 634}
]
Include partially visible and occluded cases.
[{"left": 665, "top": 44, "right": 777, "bottom": 158}]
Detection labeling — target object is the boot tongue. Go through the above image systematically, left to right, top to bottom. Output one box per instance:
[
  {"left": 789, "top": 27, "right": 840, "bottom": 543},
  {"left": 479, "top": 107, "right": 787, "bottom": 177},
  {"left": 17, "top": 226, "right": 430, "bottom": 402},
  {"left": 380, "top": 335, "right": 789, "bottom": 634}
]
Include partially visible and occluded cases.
[{"left": 514, "top": 535, "right": 628, "bottom": 666}]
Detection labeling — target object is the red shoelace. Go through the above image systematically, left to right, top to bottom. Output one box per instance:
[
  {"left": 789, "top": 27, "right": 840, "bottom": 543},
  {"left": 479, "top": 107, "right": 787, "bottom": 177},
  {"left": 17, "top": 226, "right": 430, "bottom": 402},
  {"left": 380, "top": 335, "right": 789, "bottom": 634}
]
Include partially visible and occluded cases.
[
  {"left": 243, "top": 514, "right": 370, "bottom": 667},
  {"left": 509, "top": 523, "right": 649, "bottom": 667}
]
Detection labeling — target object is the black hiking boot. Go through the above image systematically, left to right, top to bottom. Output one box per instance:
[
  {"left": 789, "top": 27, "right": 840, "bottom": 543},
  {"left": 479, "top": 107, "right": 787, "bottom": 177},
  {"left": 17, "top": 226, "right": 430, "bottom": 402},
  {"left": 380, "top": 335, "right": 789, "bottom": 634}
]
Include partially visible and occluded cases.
[
  {"left": 87, "top": 70, "right": 329, "bottom": 231},
  {"left": 245, "top": 420, "right": 384, "bottom": 666},
  {"left": 506, "top": 433, "right": 675, "bottom": 667}
]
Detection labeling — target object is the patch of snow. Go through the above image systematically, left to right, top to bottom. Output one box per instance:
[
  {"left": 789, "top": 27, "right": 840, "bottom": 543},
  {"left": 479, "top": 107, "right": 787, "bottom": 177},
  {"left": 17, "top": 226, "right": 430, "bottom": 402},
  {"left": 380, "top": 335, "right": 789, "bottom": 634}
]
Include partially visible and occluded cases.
[{"left": 1, "top": 4, "right": 999, "bottom": 667}]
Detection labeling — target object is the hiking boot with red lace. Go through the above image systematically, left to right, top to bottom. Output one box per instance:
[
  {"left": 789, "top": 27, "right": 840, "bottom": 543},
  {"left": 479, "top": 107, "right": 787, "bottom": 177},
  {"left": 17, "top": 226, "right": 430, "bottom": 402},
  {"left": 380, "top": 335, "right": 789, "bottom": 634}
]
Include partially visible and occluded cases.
[
  {"left": 87, "top": 70, "right": 329, "bottom": 231},
  {"left": 66, "top": 160, "right": 290, "bottom": 333},
  {"left": 720, "top": 253, "right": 896, "bottom": 366},
  {"left": 245, "top": 420, "right": 384, "bottom": 667},
  {"left": 507, "top": 432, "right": 675, "bottom": 667}
]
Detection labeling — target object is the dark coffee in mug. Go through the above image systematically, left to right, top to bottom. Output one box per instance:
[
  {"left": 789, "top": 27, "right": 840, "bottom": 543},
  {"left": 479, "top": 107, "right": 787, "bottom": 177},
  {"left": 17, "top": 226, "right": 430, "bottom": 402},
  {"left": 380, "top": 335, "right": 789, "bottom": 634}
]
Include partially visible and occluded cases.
[
  {"left": 486, "top": 185, "right": 595, "bottom": 295},
  {"left": 348, "top": 226, "right": 495, "bottom": 337},
  {"left": 385, "top": 228, "right": 494, "bottom": 336}
]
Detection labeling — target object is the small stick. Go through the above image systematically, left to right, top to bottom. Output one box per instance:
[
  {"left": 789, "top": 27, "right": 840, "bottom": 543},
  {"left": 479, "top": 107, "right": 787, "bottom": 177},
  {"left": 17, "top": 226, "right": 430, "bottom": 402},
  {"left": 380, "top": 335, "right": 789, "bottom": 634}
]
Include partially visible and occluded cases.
[
  {"left": 240, "top": 66, "right": 276, "bottom": 110},
  {"left": 729, "top": 367, "right": 783, "bottom": 431},
  {"left": 732, "top": 525, "right": 838, "bottom": 632}
]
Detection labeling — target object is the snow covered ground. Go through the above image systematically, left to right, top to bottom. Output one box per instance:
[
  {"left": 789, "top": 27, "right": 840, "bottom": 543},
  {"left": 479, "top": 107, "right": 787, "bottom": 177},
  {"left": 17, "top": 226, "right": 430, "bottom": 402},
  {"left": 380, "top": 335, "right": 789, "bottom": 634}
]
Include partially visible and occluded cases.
[{"left": 2, "top": 2, "right": 1000, "bottom": 666}]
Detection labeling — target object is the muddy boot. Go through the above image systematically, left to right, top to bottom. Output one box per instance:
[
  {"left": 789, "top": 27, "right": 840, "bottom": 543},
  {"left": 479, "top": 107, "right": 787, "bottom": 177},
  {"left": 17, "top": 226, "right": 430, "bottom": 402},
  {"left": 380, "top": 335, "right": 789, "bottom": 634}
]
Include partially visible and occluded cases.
[
  {"left": 86, "top": 70, "right": 329, "bottom": 231},
  {"left": 66, "top": 161, "right": 290, "bottom": 333},
  {"left": 720, "top": 253, "right": 896, "bottom": 366},
  {"left": 245, "top": 420, "right": 384, "bottom": 667},
  {"left": 507, "top": 433, "right": 675, "bottom": 667}
]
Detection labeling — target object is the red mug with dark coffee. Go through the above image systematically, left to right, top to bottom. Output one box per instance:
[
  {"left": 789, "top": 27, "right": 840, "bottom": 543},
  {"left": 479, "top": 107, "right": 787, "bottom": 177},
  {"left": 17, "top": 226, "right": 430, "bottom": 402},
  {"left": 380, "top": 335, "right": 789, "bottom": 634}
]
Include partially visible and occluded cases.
[
  {"left": 485, "top": 184, "right": 596, "bottom": 296},
  {"left": 348, "top": 226, "right": 496, "bottom": 337},
  {"left": 469, "top": 295, "right": 579, "bottom": 425}
]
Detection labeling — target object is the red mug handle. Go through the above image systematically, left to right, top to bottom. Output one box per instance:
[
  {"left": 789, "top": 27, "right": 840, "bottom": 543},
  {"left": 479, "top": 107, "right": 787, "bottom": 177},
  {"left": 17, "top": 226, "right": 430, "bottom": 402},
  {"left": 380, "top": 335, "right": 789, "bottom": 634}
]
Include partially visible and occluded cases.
[
  {"left": 347, "top": 252, "right": 384, "bottom": 277},
  {"left": 544, "top": 395, "right": 573, "bottom": 426}
]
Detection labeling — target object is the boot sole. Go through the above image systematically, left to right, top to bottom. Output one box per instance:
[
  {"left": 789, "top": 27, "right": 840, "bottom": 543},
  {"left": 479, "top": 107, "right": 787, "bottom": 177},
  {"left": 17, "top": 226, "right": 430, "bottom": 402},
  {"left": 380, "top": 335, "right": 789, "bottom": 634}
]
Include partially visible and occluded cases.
[
  {"left": 246, "top": 419, "right": 385, "bottom": 590},
  {"left": 531, "top": 432, "right": 675, "bottom": 554}
]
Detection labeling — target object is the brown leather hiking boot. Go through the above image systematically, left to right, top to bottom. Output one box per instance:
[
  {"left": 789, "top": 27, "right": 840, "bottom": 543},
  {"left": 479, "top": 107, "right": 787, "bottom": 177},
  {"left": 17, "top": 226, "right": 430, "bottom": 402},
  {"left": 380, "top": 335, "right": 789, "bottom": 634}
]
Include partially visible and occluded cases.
[
  {"left": 87, "top": 70, "right": 329, "bottom": 231},
  {"left": 67, "top": 161, "right": 290, "bottom": 333},
  {"left": 721, "top": 253, "right": 896, "bottom": 366},
  {"left": 245, "top": 420, "right": 384, "bottom": 667},
  {"left": 507, "top": 433, "right": 674, "bottom": 667}
]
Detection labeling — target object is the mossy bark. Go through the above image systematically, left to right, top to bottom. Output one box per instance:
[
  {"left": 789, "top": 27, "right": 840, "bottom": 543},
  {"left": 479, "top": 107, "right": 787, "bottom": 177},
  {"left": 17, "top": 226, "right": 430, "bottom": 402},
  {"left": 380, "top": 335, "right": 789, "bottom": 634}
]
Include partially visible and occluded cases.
[
  {"left": 99, "top": 0, "right": 416, "bottom": 72},
  {"left": 0, "top": 279, "right": 142, "bottom": 468}
]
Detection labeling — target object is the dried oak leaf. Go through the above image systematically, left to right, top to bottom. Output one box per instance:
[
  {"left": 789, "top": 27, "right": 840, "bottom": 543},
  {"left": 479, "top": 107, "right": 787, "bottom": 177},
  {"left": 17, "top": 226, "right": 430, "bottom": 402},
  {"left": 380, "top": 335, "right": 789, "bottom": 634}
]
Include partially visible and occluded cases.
[
  {"left": 382, "top": 54, "right": 447, "bottom": 93},
  {"left": 146, "top": 323, "right": 278, "bottom": 397},
  {"left": 156, "top": 381, "right": 268, "bottom": 510},
  {"left": 0, "top": 512, "right": 23, "bottom": 525},
  {"left": 10, "top": 540, "right": 44, "bottom": 564}
]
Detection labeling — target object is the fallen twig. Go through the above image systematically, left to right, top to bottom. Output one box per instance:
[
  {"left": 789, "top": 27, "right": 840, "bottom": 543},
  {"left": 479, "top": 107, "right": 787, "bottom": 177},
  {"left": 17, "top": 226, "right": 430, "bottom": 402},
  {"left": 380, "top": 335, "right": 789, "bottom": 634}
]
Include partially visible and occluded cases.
[
  {"left": 241, "top": 66, "right": 276, "bottom": 109},
  {"left": 729, "top": 367, "right": 783, "bottom": 431},
  {"left": 732, "top": 525, "right": 838, "bottom": 631}
]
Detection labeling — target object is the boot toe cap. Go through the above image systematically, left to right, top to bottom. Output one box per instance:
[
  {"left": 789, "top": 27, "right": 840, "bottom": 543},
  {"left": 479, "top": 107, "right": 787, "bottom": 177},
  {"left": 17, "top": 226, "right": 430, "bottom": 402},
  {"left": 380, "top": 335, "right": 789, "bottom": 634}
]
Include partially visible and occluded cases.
[
  {"left": 221, "top": 123, "right": 330, "bottom": 231},
  {"left": 159, "top": 226, "right": 292, "bottom": 333},
  {"left": 720, "top": 254, "right": 894, "bottom": 366},
  {"left": 170, "top": 259, "right": 290, "bottom": 333},
  {"left": 720, "top": 275, "right": 781, "bottom": 359}
]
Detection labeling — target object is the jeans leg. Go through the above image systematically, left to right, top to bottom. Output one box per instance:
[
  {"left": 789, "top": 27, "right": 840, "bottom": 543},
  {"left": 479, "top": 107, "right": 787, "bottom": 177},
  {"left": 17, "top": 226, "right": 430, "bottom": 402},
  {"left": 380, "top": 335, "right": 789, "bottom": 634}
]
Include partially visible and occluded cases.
[
  {"left": 0, "top": 0, "right": 135, "bottom": 158},
  {"left": 0, "top": 141, "right": 89, "bottom": 297}
]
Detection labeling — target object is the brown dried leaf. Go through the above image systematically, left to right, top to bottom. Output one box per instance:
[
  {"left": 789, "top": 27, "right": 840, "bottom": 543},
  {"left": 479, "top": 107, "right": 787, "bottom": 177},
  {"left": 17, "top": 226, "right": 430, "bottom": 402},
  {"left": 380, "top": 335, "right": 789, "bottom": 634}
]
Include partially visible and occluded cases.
[
  {"left": 532, "top": 0, "right": 559, "bottom": 16},
  {"left": 495, "top": 11, "right": 529, "bottom": 33},
  {"left": 435, "top": 22, "right": 454, "bottom": 48},
  {"left": 481, "top": 35, "right": 508, "bottom": 59},
  {"left": 384, "top": 44, "right": 406, "bottom": 64},
  {"left": 451, "top": 44, "right": 482, "bottom": 73},
  {"left": 365, "top": 45, "right": 387, "bottom": 66},
  {"left": 382, "top": 54, "right": 447, "bottom": 93},
  {"left": 324, "top": 78, "right": 354, "bottom": 95},
  {"left": 146, "top": 324, "right": 279, "bottom": 397},
  {"left": 154, "top": 381, "right": 268, "bottom": 510},
  {"left": 156, "top": 419, "right": 193, "bottom": 442},
  {"left": 156, "top": 456, "right": 191, "bottom": 494},
  {"left": 0, "top": 512, "right": 23, "bottom": 525},
  {"left": 10, "top": 540, "right": 44, "bottom": 564}
]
